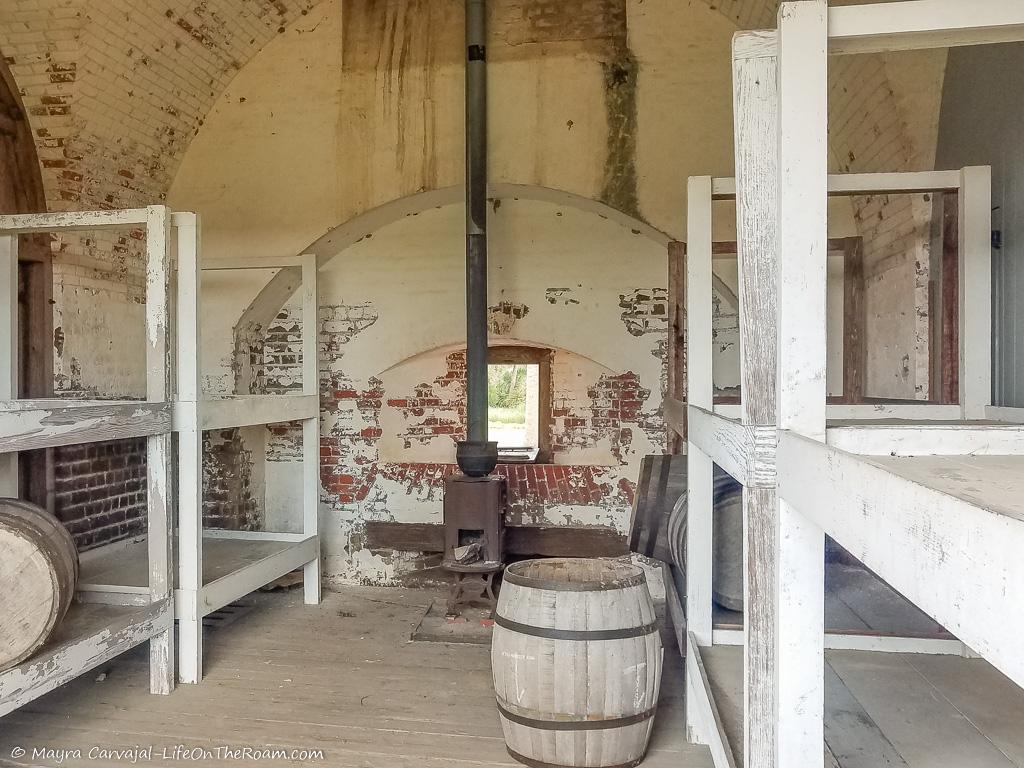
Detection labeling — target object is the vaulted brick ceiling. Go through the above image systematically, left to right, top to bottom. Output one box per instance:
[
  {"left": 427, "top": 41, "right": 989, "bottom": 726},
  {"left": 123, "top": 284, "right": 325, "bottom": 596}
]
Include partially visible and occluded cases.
[
  {"left": 0, "top": 0, "right": 316, "bottom": 214},
  {"left": 0, "top": 0, "right": 926, "bottom": 220}
]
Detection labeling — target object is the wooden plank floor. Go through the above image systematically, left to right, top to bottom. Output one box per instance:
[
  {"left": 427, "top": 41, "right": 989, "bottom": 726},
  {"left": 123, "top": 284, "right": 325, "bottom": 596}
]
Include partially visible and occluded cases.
[
  {"left": 0, "top": 587, "right": 714, "bottom": 768},
  {"left": 702, "top": 644, "right": 1024, "bottom": 768}
]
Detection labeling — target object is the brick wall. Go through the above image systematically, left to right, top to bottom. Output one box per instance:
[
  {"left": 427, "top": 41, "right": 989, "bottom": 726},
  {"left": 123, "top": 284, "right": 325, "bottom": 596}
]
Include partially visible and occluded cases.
[{"left": 52, "top": 439, "right": 147, "bottom": 550}]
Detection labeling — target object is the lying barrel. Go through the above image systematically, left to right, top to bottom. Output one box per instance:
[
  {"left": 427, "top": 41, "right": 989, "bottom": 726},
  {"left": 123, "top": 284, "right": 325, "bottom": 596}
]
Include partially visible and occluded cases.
[
  {"left": 665, "top": 468, "right": 744, "bottom": 611},
  {"left": 0, "top": 499, "right": 79, "bottom": 671},
  {"left": 491, "top": 558, "right": 663, "bottom": 768}
]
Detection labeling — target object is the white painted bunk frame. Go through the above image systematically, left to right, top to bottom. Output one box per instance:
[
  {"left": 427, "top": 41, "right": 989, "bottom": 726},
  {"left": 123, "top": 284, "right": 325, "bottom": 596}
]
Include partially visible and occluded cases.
[
  {"left": 678, "top": 3, "right": 1024, "bottom": 767},
  {"left": 0, "top": 207, "right": 175, "bottom": 716},
  {"left": 172, "top": 222, "right": 321, "bottom": 684}
]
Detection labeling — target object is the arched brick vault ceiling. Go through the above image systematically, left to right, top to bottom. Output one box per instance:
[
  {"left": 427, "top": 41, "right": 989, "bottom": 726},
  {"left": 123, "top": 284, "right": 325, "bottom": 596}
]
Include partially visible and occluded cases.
[
  {"left": 0, "top": 0, "right": 319, "bottom": 218},
  {"left": 0, "top": 0, "right": 938, "bottom": 238}
]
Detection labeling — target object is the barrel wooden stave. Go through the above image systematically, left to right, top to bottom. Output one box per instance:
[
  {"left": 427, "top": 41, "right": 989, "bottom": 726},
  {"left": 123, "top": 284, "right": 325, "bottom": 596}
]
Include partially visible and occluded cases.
[
  {"left": 0, "top": 499, "right": 79, "bottom": 671},
  {"left": 492, "top": 558, "right": 663, "bottom": 768}
]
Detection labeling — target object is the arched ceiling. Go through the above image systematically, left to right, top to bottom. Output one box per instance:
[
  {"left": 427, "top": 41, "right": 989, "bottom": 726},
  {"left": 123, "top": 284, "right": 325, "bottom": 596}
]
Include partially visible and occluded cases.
[
  {"left": 0, "top": 0, "right": 939, "bottom": 226},
  {"left": 0, "top": 0, "right": 319, "bottom": 214}
]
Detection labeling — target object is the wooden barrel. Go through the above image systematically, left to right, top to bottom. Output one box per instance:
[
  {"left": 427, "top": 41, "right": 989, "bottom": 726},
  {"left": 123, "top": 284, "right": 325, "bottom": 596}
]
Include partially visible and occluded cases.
[
  {"left": 0, "top": 498, "right": 79, "bottom": 671},
  {"left": 491, "top": 558, "right": 663, "bottom": 768}
]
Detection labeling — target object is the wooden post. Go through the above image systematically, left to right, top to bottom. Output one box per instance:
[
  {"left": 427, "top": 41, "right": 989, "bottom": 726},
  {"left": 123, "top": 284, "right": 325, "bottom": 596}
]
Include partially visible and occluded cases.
[
  {"left": 776, "top": 3, "right": 827, "bottom": 767},
  {"left": 732, "top": 29, "right": 780, "bottom": 768},
  {"left": 959, "top": 166, "right": 992, "bottom": 418},
  {"left": 685, "top": 175, "right": 715, "bottom": 747},
  {"left": 685, "top": 176, "right": 714, "bottom": 644},
  {"left": 940, "top": 193, "right": 960, "bottom": 404},
  {"left": 144, "top": 205, "right": 174, "bottom": 695},
  {"left": 174, "top": 212, "right": 204, "bottom": 684},
  {"left": 0, "top": 234, "right": 16, "bottom": 496},
  {"left": 842, "top": 237, "right": 866, "bottom": 403},
  {"left": 667, "top": 241, "right": 686, "bottom": 453},
  {"left": 301, "top": 254, "right": 321, "bottom": 605}
]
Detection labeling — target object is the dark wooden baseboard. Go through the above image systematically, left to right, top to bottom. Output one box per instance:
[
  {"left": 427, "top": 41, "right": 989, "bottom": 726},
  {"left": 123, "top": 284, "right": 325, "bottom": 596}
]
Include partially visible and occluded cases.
[{"left": 364, "top": 521, "right": 628, "bottom": 559}]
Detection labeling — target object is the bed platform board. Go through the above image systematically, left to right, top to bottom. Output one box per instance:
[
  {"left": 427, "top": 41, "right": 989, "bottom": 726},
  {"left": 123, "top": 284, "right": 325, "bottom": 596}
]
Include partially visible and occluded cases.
[{"left": 698, "top": 643, "right": 1024, "bottom": 768}]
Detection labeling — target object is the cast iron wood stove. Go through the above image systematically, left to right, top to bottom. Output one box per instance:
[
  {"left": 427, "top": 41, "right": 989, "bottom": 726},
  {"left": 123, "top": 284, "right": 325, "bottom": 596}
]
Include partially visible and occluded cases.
[{"left": 442, "top": 472, "right": 506, "bottom": 614}]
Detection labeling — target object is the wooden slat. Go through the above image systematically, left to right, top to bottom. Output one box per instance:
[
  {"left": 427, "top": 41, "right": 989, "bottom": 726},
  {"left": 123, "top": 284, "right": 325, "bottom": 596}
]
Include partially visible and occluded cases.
[
  {"left": 828, "top": 0, "right": 1024, "bottom": 55},
  {"left": 776, "top": 4, "right": 828, "bottom": 767},
  {"left": 959, "top": 167, "right": 992, "bottom": 419},
  {"left": 940, "top": 191, "right": 960, "bottom": 404},
  {"left": 0, "top": 208, "right": 150, "bottom": 234},
  {"left": 842, "top": 237, "right": 866, "bottom": 403},
  {"left": 667, "top": 241, "right": 686, "bottom": 452},
  {"left": 0, "top": 402, "right": 171, "bottom": 452},
  {"left": 778, "top": 432, "right": 1024, "bottom": 690},
  {"left": 364, "top": 521, "right": 627, "bottom": 558},
  {"left": 0, "top": 601, "right": 172, "bottom": 717}
]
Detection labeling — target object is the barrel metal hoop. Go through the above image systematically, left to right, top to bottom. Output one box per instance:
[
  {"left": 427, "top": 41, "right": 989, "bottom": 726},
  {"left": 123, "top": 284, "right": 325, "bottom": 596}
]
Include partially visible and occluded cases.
[
  {"left": 502, "top": 570, "right": 646, "bottom": 592},
  {"left": 493, "top": 614, "right": 658, "bottom": 641},
  {"left": 496, "top": 700, "right": 656, "bottom": 731},
  {"left": 507, "top": 747, "right": 645, "bottom": 768}
]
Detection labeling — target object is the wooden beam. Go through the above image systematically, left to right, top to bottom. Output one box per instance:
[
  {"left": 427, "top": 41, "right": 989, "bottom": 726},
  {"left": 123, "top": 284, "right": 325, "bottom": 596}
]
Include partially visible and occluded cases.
[
  {"left": 828, "top": 0, "right": 1024, "bottom": 56},
  {"left": 776, "top": 3, "right": 828, "bottom": 766},
  {"left": 732, "top": 28, "right": 782, "bottom": 768},
  {"left": 959, "top": 167, "right": 992, "bottom": 418},
  {"left": 711, "top": 170, "right": 962, "bottom": 199},
  {"left": 685, "top": 175, "right": 715, "bottom": 659},
  {"left": 940, "top": 193, "right": 960, "bottom": 405},
  {"left": 0, "top": 209, "right": 150, "bottom": 234},
  {"left": 842, "top": 237, "right": 866, "bottom": 403},
  {"left": 667, "top": 241, "right": 686, "bottom": 453},
  {"left": 778, "top": 431, "right": 1024, "bottom": 690},
  {"left": 363, "top": 521, "right": 628, "bottom": 558}
]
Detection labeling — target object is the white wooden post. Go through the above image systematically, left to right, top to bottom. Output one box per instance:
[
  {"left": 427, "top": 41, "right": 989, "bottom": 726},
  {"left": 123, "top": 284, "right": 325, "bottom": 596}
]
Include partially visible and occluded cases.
[
  {"left": 776, "top": 3, "right": 827, "bottom": 767},
  {"left": 733, "top": 30, "right": 781, "bottom": 768},
  {"left": 959, "top": 166, "right": 992, "bottom": 418},
  {"left": 685, "top": 174, "right": 714, "bottom": 647},
  {"left": 145, "top": 205, "right": 175, "bottom": 695},
  {"left": 175, "top": 212, "right": 204, "bottom": 684},
  {"left": 0, "top": 235, "right": 18, "bottom": 496},
  {"left": 301, "top": 254, "right": 321, "bottom": 605}
]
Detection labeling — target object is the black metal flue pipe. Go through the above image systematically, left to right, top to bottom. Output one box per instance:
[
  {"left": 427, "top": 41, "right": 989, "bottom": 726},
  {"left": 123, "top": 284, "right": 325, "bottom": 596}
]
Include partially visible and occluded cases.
[{"left": 464, "top": 0, "right": 488, "bottom": 446}]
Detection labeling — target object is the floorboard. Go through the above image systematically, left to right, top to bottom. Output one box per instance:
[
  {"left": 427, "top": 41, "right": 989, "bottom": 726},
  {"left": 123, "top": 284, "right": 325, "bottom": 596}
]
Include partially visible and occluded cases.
[{"left": 0, "top": 587, "right": 714, "bottom": 768}]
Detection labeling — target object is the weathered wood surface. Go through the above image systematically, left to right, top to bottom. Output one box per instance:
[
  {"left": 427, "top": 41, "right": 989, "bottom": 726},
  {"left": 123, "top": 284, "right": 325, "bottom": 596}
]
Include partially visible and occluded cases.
[
  {"left": 827, "top": 0, "right": 1024, "bottom": 56},
  {"left": 775, "top": 5, "right": 829, "bottom": 768},
  {"left": 732, "top": 27, "right": 783, "bottom": 768},
  {"left": 0, "top": 209, "right": 150, "bottom": 234},
  {"left": 841, "top": 238, "right": 866, "bottom": 404},
  {"left": 667, "top": 241, "right": 686, "bottom": 452},
  {"left": 0, "top": 402, "right": 170, "bottom": 452},
  {"left": 826, "top": 420, "right": 1024, "bottom": 456},
  {"left": 779, "top": 432, "right": 1024, "bottom": 690},
  {"left": 628, "top": 454, "right": 687, "bottom": 563},
  {"left": 0, "top": 500, "right": 78, "bottom": 670},
  {"left": 365, "top": 521, "right": 628, "bottom": 558},
  {"left": 492, "top": 559, "right": 663, "bottom": 768},
  {"left": 0, "top": 588, "right": 714, "bottom": 768},
  {"left": 0, "top": 600, "right": 171, "bottom": 717},
  {"left": 699, "top": 642, "right": 1024, "bottom": 768}
]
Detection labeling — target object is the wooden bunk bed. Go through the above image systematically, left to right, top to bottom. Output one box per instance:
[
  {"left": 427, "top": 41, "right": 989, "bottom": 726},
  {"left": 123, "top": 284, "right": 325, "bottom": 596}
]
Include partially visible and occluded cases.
[
  {"left": 671, "top": 2, "right": 1024, "bottom": 766},
  {"left": 0, "top": 207, "right": 175, "bottom": 715},
  {"left": 77, "top": 216, "right": 322, "bottom": 684}
]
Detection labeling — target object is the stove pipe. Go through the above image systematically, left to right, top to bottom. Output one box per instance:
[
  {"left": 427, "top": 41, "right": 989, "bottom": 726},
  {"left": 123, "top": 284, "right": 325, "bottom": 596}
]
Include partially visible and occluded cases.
[{"left": 460, "top": 0, "right": 497, "bottom": 475}]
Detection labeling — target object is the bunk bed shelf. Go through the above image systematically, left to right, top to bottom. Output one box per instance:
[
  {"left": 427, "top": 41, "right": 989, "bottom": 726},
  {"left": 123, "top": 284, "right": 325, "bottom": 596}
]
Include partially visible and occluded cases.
[
  {"left": 77, "top": 534, "right": 318, "bottom": 616},
  {"left": 0, "top": 600, "right": 172, "bottom": 718}
]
